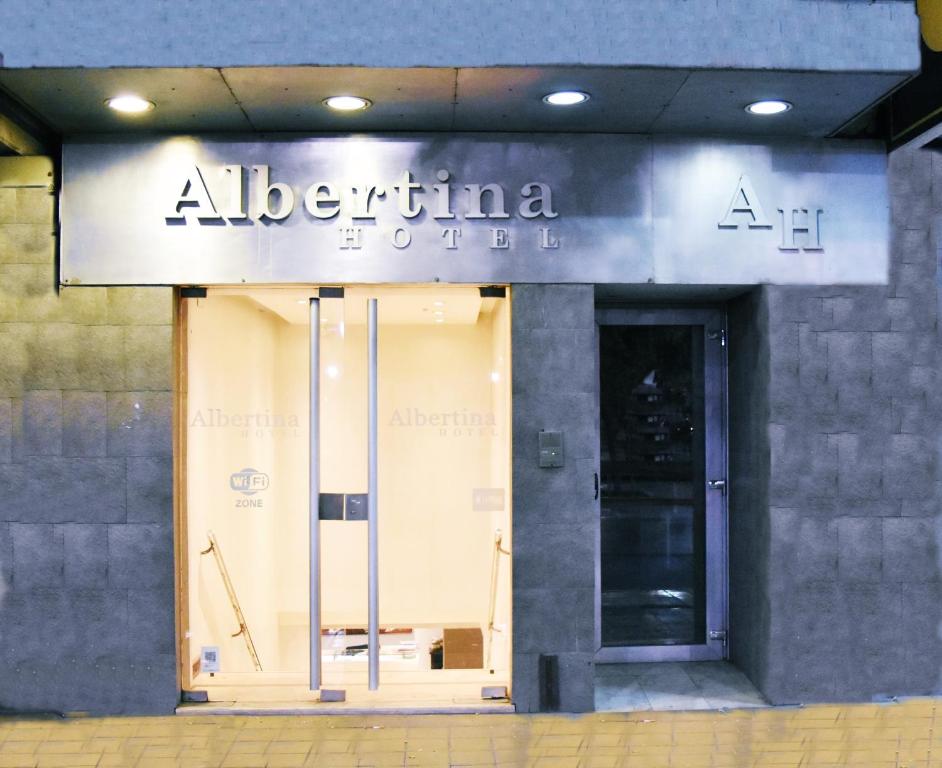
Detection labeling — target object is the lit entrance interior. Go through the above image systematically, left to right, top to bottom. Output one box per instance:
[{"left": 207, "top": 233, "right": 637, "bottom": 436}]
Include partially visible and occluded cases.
[{"left": 179, "top": 285, "right": 512, "bottom": 710}]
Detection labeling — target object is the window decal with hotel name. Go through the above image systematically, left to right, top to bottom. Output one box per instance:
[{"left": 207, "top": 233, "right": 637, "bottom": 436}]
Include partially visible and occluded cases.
[
  {"left": 166, "top": 165, "right": 561, "bottom": 251},
  {"left": 718, "top": 174, "right": 823, "bottom": 252}
]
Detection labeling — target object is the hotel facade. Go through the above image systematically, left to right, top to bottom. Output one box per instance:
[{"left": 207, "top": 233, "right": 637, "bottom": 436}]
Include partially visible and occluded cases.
[{"left": 0, "top": 1, "right": 937, "bottom": 714}]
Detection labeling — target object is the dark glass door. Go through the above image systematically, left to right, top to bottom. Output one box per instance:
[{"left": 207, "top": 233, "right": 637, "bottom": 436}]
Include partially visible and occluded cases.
[{"left": 596, "top": 310, "right": 726, "bottom": 661}]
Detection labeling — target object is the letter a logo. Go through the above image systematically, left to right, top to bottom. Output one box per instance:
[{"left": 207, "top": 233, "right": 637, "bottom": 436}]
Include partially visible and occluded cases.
[{"left": 717, "top": 175, "right": 772, "bottom": 229}]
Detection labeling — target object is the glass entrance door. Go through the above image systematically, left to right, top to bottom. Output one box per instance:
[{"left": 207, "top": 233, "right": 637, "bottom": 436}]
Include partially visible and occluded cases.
[
  {"left": 182, "top": 285, "right": 512, "bottom": 707},
  {"left": 595, "top": 308, "right": 727, "bottom": 662}
]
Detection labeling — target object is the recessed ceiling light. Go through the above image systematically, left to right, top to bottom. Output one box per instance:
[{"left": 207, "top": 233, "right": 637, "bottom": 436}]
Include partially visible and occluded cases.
[
  {"left": 543, "top": 90, "right": 590, "bottom": 107},
  {"left": 105, "top": 95, "right": 156, "bottom": 114},
  {"left": 323, "top": 95, "right": 372, "bottom": 111},
  {"left": 744, "top": 100, "right": 792, "bottom": 116},
  {"left": 433, "top": 301, "right": 445, "bottom": 307}
]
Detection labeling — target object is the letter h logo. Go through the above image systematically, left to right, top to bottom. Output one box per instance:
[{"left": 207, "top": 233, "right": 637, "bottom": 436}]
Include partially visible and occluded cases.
[{"left": 778, "top": 207, "right": 823, "bottom": 251}]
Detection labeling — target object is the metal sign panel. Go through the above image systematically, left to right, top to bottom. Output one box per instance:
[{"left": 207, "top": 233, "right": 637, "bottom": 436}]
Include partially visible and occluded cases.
[{"left": 60, "top": 134, "right": 888, "bottom": 286}]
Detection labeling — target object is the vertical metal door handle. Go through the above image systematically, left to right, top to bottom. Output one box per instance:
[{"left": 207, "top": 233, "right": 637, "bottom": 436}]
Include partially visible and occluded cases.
[
  {"left": 309, "top": 298, "right": 321, "bottom": 690},
  {"left": 367, "top": 298, "right": 379, "bottom": 691},
  {"left": 594, "top": 472, "right": 599, "bottom": 500}
]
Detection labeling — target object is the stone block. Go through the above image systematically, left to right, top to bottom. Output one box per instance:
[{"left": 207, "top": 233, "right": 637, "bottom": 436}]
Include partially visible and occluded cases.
[
  {"left": 0, "top": 188, "right": 15, "bottom": 224},
  {"left": 14, "top": 188, "right": 53, "bottom": 225},
  {"left": 0, "top": 224, "right": 55, "bottom": 265},
  {"left": 892, "top": 226, "right": 931, "bottom": 268},
  {"left": 0, "top": 264, "right": 53, "bottom": 307},
  {"left": 509, "top": 284, "right": 545, "bottom": 331},
  {"left": 523, "top": 285, "right": 595, "bottom": 330},
  {"left": 56, "top": 287, "right": 109, "bottom": 325},
  {"left": 106, "top": 287, "right": 173, "bottom": 326},
  {"left": 767, "top": 288, "right": 812, "bottom": 324},
  {"left": 825, "top": 289, "right": 892, "bottom": 332},
  {"left": 888, "top": 298, "right": 935, "bottom": 332},
  {"left": 768, "top": 320, "right": 798, "bottom": 382},
  {"left": 22, "top": 323, "right": 82, "bottom": 390},
  {"left": 797, "top": 323, "right": 827, "bottom": 391},
  {"left": 0, "top": 324, "right": 27, "bottom": 397},
  {"left": 123, "top": 325, "right": 172, "bottom": 391},
  {"left": 75, "top": 326, "right": 126, "bottom": 391},
  {"left": 511, "top": 328, "right": 596, "bottom": 396},
  {"left": 824, "top": 331, "right": 870, "bottom": 390},
  {"left": 872, "top": 332, "right": 914, "bottom": 397},
  {"left": 22, "top": 389, "right": 61, "bottom": 456},
  {"left": 62, "top": 391, "right": 107, "bottom": 457},
  {"left": 106, "top": 392, "right": 172, "bottom": 457},
  {"left": 894, "top": 394, "right": 928, "bottom": 435},
  {"left": 0, "top": 397, "right": 11, "bottom": 462},
  {"left": 770, "top": 425, "right": 837, "bottom": 504},
  {"left": 835, "top": 433, "right": 883, "bottom": 501},
  {"left": 883, "top": 433, "right": 934, "bottom": 500},
  {"left": 512, "top": 455, "right": 597, "bottom": 525},
  {"left": 20, "top": 457, "right": 126, "bottom": 524},
  {"left": 126, "top": 457, "right": 172, "bottom": 523},
  {"left": 0, "top": 463, "right": 25, "bottom": 520},
  {"left": 767, "top": 506, "right": 799, "bottom": 578},
  {"left": 837, "top": 517, "right": 882, "bottom": 582},
  {"left": 882, "top": 517, "right": 938, "bottom": 582},
  {"left": 796, "top": 518, "right": 837, "bottom": 582},
  {"left": 0, "top": 522, "right": 11, "bottom": 584},
  {"left": 11, "top": 523, "right": 63, "bottom": 588},
  {"left": 61, "top": 523, "right": 109, "bottom": 588},
  {"left": 108, "top": 523, "right": 173, "bottom": 589},
  {"left": 512, "top": 523, "right": 595, "bottom": 591},
  {"left": 899, "top": 582, "right": 942, "bottom": 686},
  {"left": 838, "top": 583, "right": 902, "bottom": 654},
  {"left": 513, "top": 587, "right": 595, "bottom": 654},
  {"left": 127, "top": 588, "right": 174, "bottom": 655},
  {"left": 0, "top": 589, "right": 69, "bottom": 663},
  {"left": 63, "top": 589, "right": 129, "bottom": 659},
  {"left": 511, "top": 651, "right": 539, "bottom": 713},
  {"left": 557, "top": 652, "right": 595, "bottom": 712},
  {"left": 117, "top": 653, "right": 179, "bottom": 715}
]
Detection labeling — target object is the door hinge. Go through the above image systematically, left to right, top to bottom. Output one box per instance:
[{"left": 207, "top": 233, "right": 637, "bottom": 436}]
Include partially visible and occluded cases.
[
  {"left": 708, "top": 328, "right": 726, "bottom": 347},
  {"left": 709, "top": 629, "right": 728, "bottom": 645}
]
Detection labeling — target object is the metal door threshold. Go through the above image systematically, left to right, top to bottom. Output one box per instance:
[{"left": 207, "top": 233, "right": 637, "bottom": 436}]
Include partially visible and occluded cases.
[{"left": 176, "top": 701, "right": 515, "bottom": 716}]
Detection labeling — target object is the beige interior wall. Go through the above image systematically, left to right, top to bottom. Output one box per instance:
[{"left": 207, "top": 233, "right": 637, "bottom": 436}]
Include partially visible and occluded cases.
[{"left": 185, "top": 286, "right": 512, "bottom": 681}]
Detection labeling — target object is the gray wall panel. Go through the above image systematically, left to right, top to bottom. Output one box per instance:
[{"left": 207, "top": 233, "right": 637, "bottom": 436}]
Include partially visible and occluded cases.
[{"left": 511, "top": 284, "right": 598, "bottom": 712}]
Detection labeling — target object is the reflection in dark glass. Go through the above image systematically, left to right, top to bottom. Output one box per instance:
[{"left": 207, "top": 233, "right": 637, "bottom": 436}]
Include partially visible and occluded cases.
[{"left": 599, "top": 325, "right": 706, "bottom": 647}]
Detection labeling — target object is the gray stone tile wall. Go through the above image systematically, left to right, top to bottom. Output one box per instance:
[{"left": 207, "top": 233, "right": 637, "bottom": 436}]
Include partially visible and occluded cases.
[
  {"left": 729, "top": 145, "right": 942, "bottom": 704},
  {"left": 0, "top": 158, "right": 177, "bottom": 715},
  {"left": 511, "top": 284, "right": 598, "bottom": 712},
  {"left": 727, "top": 287, "right": 772, "bottom": 697}
]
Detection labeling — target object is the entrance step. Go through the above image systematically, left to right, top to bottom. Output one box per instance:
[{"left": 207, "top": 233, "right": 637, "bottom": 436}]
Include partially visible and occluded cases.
[{"left": 595, "top": 661, "right": 767, "bottom": 712}]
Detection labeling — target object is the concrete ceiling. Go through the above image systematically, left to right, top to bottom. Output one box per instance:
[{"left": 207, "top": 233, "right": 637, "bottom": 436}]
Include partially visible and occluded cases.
[{"left": 0, "top": 65, "right": 909, "bottom": 139}]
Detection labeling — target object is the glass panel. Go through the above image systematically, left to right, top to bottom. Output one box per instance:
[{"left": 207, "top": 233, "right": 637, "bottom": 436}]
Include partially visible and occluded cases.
[
  {"left": 185, "top": 285, "right": 512, "bottom": 704},
  {"left": 372, "top": 286, "right": 512, "bottom": 699},
  {"left": 185, "top": 288, "right": 314, "bottom": 689},
  {"left": 319, "top": 291, "right": 370, "bottom": 691},
  {"left": 599, "top": 325, "right": 706, "bottom": 647}
]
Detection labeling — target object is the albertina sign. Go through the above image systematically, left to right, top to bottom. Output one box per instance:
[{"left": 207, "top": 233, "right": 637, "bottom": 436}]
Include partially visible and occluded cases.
[
  {"left": 60, "top": 134, "right": 889, "bottom": 286},
  {"left": 167, "top": 165, "right": 561, "bottom": 252}
]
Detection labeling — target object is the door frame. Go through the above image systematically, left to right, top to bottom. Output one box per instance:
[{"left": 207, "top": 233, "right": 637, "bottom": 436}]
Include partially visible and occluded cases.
[{"left": 593, "top": 307, "right": 728, "bottom": 663}]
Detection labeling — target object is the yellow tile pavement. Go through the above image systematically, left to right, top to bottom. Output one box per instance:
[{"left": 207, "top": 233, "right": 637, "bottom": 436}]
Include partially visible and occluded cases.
[{"left": 0, "top": 698, "right": 940, "bottom": 766}]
